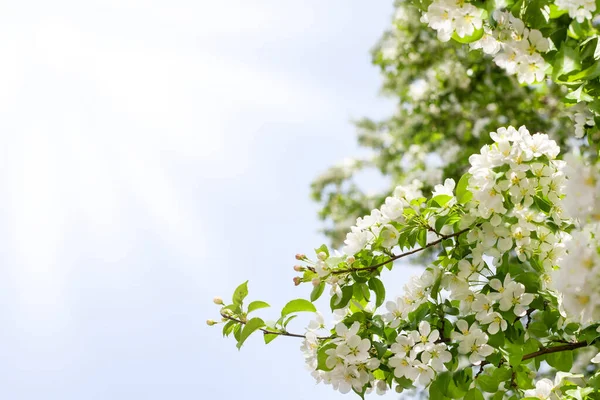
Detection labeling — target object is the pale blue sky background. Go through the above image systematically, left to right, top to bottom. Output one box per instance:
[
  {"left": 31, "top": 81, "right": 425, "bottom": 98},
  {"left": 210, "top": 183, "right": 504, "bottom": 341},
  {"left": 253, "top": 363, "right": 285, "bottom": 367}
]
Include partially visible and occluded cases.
[{"left": 0, "top": 1, "right": 422, "bottom": 398}]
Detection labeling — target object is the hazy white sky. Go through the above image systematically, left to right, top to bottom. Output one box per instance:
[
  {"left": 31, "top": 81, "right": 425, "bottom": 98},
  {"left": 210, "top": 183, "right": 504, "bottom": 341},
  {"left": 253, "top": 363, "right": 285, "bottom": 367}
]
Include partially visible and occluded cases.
[{"left": 0, "top": 1, "right": 420, "bottom": 399}]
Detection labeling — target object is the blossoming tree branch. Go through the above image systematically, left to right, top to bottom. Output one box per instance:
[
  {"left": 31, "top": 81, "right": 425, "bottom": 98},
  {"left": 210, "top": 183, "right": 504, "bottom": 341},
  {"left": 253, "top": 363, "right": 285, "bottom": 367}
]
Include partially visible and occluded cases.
[{"left": 209, "top": 1, "right": 600, "bottom": 399}]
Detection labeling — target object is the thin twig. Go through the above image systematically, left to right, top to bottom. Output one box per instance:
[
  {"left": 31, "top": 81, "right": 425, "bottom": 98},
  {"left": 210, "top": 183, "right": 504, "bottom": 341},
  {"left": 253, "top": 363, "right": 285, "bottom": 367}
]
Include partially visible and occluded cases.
[
  {"left": 427, "top": 225, "right": 452, "bottom": 240},
  {"left": 332, "top": 227, "right": 470, "bottom": 275},
  {"left": 525, "top": 308, "right": 535, "bottom": 330},
  {"left": 221, "top": 313, "right": 329, "bottom": 340},
  {"left": 521, "top": 341, "right": 588, "bottom": 361},
  {"left": 477, "top": 342, "right": 588, "bottom": 371}
]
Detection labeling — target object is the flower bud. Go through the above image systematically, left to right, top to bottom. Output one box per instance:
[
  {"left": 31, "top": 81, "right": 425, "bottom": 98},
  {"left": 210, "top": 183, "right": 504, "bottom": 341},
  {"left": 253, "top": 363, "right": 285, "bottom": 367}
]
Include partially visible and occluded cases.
[
  {"left": 317, "top": 251, "right": 327, "bottom": 260},
  {"left": 295, "top": 253, "right": 306, "bottom": 260},
  {"left": 346, "top": 256, "right": 355, "bottom": 264},
  {"left": 293, "top": 265, "right": 305, "bottom": 272},
  {"left": 293, "top": 276, "right": 301, "bottom": 286},
  {"left": 312, "top": 278, "right": 320, "bottom": 286},
  {"left": 213, "top": 296, "right": 223, "bottom": 305},
  {"left": 206, "top": 319, "right": 217, "bottom": 326},
  {"left": 395, "top": 385, "right": 403, "bottom": 393}
]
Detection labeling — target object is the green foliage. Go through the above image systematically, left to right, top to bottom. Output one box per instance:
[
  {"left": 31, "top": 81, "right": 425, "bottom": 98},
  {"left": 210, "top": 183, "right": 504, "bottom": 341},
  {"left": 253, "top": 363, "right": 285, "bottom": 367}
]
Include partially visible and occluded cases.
[
  {"left": 232, "top": 281, "right": 249, "bottom": 307},
  {"left": 281, "top": 299, "right": 317, "bottom": 317},
  {"left": 247, "top": 301, "right": 270, "bottom": 314},
  {"left": 236, "top": 317, "right": 265, "bottom": 349}
]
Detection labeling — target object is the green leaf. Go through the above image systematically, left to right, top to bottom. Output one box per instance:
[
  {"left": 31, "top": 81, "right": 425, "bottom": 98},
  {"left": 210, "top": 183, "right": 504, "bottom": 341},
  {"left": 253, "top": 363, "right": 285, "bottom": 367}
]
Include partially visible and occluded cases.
[
  {"left": 522, "top": 0, "right": 550, "bottom": 27},
  {"left": 548, "top": 4, "right": 568, "bottom": 18},
  {"left": 568, "top": 20, "right": 586, "bottom": 40},
  {"left": 452, "top": 27, "right": 484, "bottom": 44},
  {"left": 553, "top": 45, "right": 581, "bottom": 81},
  {"left": 568, "top": 62, "right": 600, "bottom": 82},
  {"left": 566, "top": 85, "right": 594, "bottom": 102},
  {"left": 456, "top": 173, "right": 472, "bottom": 204},
  {"left": 433, "top": 194, "right": 453, "bottom": 207},
  {"left": 435, "top": 215, "right": 448, "bottom": 233},
  {"left": 417, "top": 228, "right": 427, "bottom": 248},
  {"left": 314, "top": 244, "right": 329, "bottom": 258},
  {"left": 430, "top": 271, "right": 442, "bottom": 299},
  {"left": 368, "top": 277, "right": 385, "bottom": 308},
  {"left": 232, "top": 280, "right": 249, "bottom": 306},
  {"left": 310, "top": 281, "right": 326, "bottom": 302},
  {"left": 359, "top": 282, "right": 371, "bottom": 302},
  {"left": 331, "top": 285, "right": 353, "bottom": 310},
  {"left": 281, "top": 299, "right": 317, "bottom": 317},
  {"left": 247, "top": 300, "right": 270, "bottom": 314},
  {"left": 283, "top": 314, "right": 297, "bottom": 328},
  {"left": 236, "top": 317, "right": 264, "bottom": 349},
  {"left": 222, "top": 320, "right": 236, "bottom": 337},
  {"left": 527, "top": 321, "right": 548, "bottom": 338},
  {"left": 233, "top": 323, "right": 241, "bottom": 341},
  {"left": 264, "top": 333, "right": 278, "bottom": 344},
  {"left": 373, "top": 341, "right": 388, "bottom": 358},
  {"left": 506, "top": 341, "right": 524, "bottom": 367},
  {"left": 316, "top": 343, "right": 336, "bottom": 371},
  {"left": 546, "top": 350, "right": 573, "bottom": 372},
  {"left": 493, "top": 366, "right": 512, "bottom": 383},
  {"left": 515, "top": 366, "right": 535, "bottom": 389},
  {"left": 451, "top": 369, "right": 472, "bottom": 397},
  {"left": 430, "top": 373, "right": 451, "bottom": 400},
  {"left": 477, "top": 375, "right": 499, "bottom": 393},
  {"left": 465, "top": 388, "right": 484, "bottom": 400}
]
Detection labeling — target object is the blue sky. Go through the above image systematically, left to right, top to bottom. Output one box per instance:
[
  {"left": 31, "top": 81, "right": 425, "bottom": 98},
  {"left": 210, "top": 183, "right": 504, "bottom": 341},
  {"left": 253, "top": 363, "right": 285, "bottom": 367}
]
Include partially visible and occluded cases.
[{"left": 0, "top": 1, "right": 424, "bottom": 398}]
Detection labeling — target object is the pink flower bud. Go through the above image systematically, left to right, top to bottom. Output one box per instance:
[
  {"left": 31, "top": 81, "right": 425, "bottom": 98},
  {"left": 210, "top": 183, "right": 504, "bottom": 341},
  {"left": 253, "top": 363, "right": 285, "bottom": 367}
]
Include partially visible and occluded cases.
[
  {"left": 317, "top": 251, "right": 327, "bottom": 260},
  {"left": 295, "top": 253, "right": 306, "bottom": 260},
  {"left": 346, "top": 256, "right": 355, "bottom": 264},
  {"left": 293, "top": 265, "right": 305, "bottom": 272},
  {"left": 293, "top": 277, "right": 301, "bottom": 286},
  {"left": 312, "top": 278, "right": 320, "bottom": 286},
  {"left": 213, "top": 296, "right": 224, "bottom": 305},
  {"left": 206, "top": 319, "right": 217, "bottom": 326}
]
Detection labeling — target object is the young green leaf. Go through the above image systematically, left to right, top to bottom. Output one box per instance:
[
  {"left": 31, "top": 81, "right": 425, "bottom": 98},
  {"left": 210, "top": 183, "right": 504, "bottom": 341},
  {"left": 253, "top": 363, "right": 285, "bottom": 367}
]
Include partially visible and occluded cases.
[
  {"left": 456, "top": 173, "right": 472, "bottom": 204},
  {"left": 368, "top": 277, "right": 385, "bottom": 308},
  {"left": 232, "top": 280, "right": 249, "bottom": 307},
  {"left": 310, "top": 281, "right": 325, "bottom": 302},
  {"left": 281, "top": 299, "right": 317, "bottom": 317},
  {"left": 247, "top": 300, "right": 270, "bottom": 314},
  {"left": 236, "top": 317, "right": 265, "bottom": 349},
  {"left": 237, "top": 318, "right": 265, "bottom": 349},
  {"left": 263, "top": 333, "right": 278, "bottom": 344},
  {"left": 546, "top": 350, "right": 573, "bottom": 372},
  {"left": 465, "top": 388, "right": 484, "bottom": 400}
]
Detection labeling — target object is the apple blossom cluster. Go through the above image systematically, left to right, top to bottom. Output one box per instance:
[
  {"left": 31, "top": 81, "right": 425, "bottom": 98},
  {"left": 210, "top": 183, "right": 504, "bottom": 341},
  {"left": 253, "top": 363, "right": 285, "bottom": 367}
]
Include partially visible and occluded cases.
[
  {"left": 420, "top": 0, "right": 484, "bottom": 43},
  {"left": 555, "top": 0, "right": 597, "bottom": 22},
  {"left": 422, "top": 2, "right": 550, "bottom": 84},
  {"left": 483, "top": 11, "right": 550, "bottom": 85},
  {"left": 214, "top": 123, "right": 600, "bottom": 398},
  {"left": 464, "top": 125, "right": 568, "bottom": 270},
  {"left": 341, "top": 180, "right": 424, "bottom": 257},
  {"left": 551, "top": 223, "right": 600, "bottom": 325},
  {"left": 302, "top": 320, "right": 382, "bottom": 395},
  {"left": 387, "top": 322, "right": 450, "bottom": 385}
]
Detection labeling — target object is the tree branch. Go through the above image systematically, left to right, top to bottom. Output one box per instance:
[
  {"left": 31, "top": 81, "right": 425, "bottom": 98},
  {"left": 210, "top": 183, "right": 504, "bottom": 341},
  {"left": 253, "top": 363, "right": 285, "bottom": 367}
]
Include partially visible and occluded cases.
[
  {"left": 332, "top": 226, "right": 470, "bottom": 275},
  {"left": 221, "top": 312, "right": 329, "bottom": 340},
  {"left": 479, "top": 341, "right": 589, "bottom": 371},
  {"left": 521, "top": 341, "right": 588, "bottom": 361}
]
